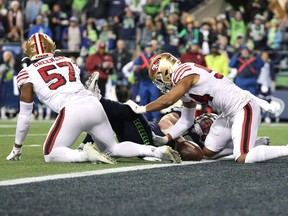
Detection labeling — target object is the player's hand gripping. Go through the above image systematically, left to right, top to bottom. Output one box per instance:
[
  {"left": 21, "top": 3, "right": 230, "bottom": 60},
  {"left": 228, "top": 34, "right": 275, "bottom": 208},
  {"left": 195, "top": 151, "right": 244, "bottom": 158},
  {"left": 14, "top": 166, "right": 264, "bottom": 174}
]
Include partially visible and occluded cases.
[
  {"left": 124, "top": 100, "right": 147, "bottom": 114},
  {"left": 6, "top": 145, "right": 22, "bottom": 161}
]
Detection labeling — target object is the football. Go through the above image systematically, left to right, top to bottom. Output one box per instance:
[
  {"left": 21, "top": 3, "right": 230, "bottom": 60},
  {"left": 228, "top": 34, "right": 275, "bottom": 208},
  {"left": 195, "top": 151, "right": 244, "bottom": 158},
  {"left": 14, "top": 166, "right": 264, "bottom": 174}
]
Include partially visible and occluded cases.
[{"left": 176, "top": 140, "right": 204, "bottom": 161}]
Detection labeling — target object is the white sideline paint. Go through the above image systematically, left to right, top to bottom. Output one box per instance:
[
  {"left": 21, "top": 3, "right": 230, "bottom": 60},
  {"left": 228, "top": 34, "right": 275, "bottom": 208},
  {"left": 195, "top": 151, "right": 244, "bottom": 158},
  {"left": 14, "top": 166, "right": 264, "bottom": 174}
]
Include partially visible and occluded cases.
[
  {"left": 0, "top": 125, "right": 16, "bottom": 128},
  {"left": 0, "top": 134, "right": 47, "bottom": 138},
  {"left": 26, "top": 144, "right": 41, "bottom": 147},
  {"left": 0, "top": 160, "right": 218, "bottom": 186}
]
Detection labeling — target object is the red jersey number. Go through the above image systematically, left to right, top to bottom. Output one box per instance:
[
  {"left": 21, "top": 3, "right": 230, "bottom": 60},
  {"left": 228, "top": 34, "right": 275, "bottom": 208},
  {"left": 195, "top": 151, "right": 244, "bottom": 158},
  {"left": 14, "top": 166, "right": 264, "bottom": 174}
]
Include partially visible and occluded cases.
[
  {"left": 38, "top": 62, "right": 76, "bottom": 90},
  {"left": 189, "top": 64, "right": 221, "bottom": 103},
  {"left": 189, "top": 93, "right": 213, "bottom": 104}
]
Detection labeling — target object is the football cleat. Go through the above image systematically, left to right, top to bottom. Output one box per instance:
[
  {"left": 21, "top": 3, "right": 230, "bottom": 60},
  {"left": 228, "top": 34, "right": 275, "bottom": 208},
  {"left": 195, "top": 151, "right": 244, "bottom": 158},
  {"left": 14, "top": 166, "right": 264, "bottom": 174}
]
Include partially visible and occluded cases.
[
  {"left": 86, "top": 72, "right": 101, "bottom": 99},
  {"left": 255, "top": 137, "right": 270, "bottom": 146},
  {"left": 83, "top": 142, "right": 116, "bottom": 164},
  {"left": 6, "top": 146, "right": 22, "bottom": 161},
  {"left": 156, "top": 146, "right": 182, "bottom": 163}
]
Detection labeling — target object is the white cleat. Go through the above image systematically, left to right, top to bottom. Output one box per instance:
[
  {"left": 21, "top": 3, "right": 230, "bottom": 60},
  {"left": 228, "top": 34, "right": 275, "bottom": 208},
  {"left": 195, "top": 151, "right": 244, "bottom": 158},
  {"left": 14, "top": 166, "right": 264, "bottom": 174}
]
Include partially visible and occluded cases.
[
  {"left": 86, "top": 72, "right": 101, "bottom": 99},
  {"left": 255, "top": 136, "right": 270, "bottom": 146},
  {"left": 83, "top": 142, "right": 116, "bottom": 164},
  {"left": 6, "top": 146, "right": 22, "bottom": 161},
  {"left": 157, "top": 146, "right": 182, "bottom": 163}
]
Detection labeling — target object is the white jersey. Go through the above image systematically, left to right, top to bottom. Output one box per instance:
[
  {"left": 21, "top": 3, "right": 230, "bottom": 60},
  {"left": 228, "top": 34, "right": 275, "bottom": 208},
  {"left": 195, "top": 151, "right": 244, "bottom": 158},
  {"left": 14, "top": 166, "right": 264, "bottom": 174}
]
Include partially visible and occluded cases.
[
  {"left": 16, "top": 56, "right": 94, "bottom": 113},
  {"left": 172, "top": 63, "right": 251, "bottom": 116}
]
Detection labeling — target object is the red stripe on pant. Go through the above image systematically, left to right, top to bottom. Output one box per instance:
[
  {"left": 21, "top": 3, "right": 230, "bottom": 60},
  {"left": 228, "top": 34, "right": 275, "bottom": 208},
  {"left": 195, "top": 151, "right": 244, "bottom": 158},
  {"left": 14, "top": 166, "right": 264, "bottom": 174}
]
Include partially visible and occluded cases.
[
  {"left": 240, "top": 103, "right": 252, "bottom": 155},
  {"left": 44, "top": 108, "right": 65, "bottom": 155}
]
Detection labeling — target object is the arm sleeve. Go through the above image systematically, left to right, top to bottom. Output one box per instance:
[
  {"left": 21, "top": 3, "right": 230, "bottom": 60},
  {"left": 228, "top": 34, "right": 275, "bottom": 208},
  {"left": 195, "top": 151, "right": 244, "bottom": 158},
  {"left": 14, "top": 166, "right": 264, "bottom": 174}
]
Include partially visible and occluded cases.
[
  {"left": 228, "top": 54, "right": 238, "bottom": 68},
  {"left": 122, "top": 61, "right": 133, "bottom": 79},
  {"left": 15, "top": 101, "right": 33, "bottom": 145},
  {"left": 168, "top": 106, "right": 196, "bottom": 140}
]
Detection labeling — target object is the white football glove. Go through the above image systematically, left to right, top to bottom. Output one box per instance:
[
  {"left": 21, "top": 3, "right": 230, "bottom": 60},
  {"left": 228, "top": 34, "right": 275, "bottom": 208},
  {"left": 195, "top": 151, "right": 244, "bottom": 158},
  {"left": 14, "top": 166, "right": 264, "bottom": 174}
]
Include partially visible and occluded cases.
[
  {"left": 124, "top": 100, "right": 147, "bottom": 114},
  {"left": 152, "top": 132, "right": 169, "bottom": 146},
  {"left": 6, "top": 146, "right": 22, "bottom": 161}
]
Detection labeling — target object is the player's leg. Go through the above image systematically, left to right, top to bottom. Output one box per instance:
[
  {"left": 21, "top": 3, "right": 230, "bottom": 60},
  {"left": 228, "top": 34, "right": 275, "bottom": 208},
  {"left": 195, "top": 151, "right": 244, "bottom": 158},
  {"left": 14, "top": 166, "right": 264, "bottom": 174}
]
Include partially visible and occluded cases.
[
  {"left": 78, "top": 96, "right": 154, "bottom": 149},
  {"left": 44, "top": 100, "right": 114, "bottom": 163},
  {"left": 232, "top": 101, "right": 288, "bottom": 163},
  {"left": 232, "top": 102, "right": 260, "bottom": 163},
  {"left": 88, "top": 103, "right": 180, "bottom": 162},
  {"left": 43, "top": 108, "right": 86, "bottom": 162},
  {"left": 203, "top": 117, "right": 232, "bottom": 158},
  {"left": 89, "top": 119, "right": 179, "bottom": 161},
  {"left": 208, "top": 136, "right": 270, "bottom": 160}
]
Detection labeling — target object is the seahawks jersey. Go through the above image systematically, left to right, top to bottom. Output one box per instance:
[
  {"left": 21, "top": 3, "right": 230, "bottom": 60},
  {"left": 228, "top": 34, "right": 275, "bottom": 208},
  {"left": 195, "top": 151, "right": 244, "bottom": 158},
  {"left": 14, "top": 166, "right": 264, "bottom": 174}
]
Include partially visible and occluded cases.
[
  {"left": 16, "top": 56, "right": 93, "bottom": 113},
  {"left": 172, "top": 63, "right": 251, "bottom": 117},
  {"left": 83, "top": 97, "right": 154, "bottom": 145}
]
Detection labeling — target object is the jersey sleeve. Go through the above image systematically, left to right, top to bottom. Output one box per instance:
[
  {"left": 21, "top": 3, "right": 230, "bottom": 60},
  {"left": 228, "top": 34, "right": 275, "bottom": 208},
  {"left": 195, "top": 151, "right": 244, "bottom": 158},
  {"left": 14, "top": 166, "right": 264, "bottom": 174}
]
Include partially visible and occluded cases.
[
  {"left": 172, "top": 63, "right": 193, "bottom": 84},
  {"left": 16, "top": 69, "right": 30, "bottom": 88}
]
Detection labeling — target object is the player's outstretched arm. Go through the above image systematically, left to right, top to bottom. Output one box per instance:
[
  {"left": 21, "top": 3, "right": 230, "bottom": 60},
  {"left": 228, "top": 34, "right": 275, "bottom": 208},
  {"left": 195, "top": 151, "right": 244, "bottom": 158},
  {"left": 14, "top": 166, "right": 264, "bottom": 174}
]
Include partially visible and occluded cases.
[
  {"left": 146, "top": 75, "right": 198, "bottom": 112},
  {"left": 7, "top": 83, "right": 34, "bottom": 161}
]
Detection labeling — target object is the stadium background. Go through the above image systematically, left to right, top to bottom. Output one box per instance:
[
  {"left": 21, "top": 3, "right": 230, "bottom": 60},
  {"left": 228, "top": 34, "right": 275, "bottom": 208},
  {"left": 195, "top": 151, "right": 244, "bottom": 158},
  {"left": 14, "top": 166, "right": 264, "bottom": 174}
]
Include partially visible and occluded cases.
[
  {"left": 0, "top": 0, "right": 287, "bottom": 120},
  {"left": 0, "top": 0, "right": 288, "bottom": 215}
]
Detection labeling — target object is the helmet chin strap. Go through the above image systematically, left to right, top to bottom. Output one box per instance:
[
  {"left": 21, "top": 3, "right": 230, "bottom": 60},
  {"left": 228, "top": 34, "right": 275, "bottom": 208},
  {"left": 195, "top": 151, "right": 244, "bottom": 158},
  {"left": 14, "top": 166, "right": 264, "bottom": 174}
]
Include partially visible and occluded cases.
[
  {"left": 21, "top": 57, "right": 29, "bottom": 62},
  {"left": 152, "top": 80, "right": 171, "bottom": 94}
]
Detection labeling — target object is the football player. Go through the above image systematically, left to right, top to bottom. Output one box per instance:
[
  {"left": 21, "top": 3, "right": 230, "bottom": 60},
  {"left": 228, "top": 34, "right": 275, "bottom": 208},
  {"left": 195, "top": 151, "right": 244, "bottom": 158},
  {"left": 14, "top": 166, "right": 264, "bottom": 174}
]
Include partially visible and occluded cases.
[
  {"left": 6, "top": 34, "right": 181, "bottom": 163},
  {"left": 125, "top": 52, "right": 288, "bottom": 164},
  {"left": 81, "top": 72, "right": 270, "bottom": 160},
  {"left": 79, "top": 73, "right": 202, "bottom": 152}
]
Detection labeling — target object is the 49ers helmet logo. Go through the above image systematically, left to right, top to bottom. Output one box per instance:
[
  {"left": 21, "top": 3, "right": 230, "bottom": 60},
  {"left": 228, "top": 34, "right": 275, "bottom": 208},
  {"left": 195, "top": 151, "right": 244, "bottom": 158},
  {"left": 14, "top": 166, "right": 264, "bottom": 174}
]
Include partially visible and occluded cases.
[
  {"left": 25, "top": 33, "right": 56, "bottom": 61},
  {"left": 151, "top": 58, "right": 160, "bottom": 75}
]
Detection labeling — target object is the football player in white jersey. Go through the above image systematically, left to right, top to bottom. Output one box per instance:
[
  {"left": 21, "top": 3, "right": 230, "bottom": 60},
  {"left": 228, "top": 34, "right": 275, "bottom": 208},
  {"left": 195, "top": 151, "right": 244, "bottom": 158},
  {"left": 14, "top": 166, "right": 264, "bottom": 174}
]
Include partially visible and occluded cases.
[
  {"left": 6, "top": 34, "right": 181, "bottom": 163},
  {"left": 125, "top": 52, "right": 288, "bottom": 164}
]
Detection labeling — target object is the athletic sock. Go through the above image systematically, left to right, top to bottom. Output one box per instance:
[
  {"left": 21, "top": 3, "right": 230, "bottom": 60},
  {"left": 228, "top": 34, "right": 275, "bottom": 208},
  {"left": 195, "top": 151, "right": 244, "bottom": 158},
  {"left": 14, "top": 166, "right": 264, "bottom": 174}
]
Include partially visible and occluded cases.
[
  {"left": 111, "top": 141, "right": 158, "bottom": 158},
  {"left": 245, "top": 145, "right": 288, "bottom": 163},
  {"left": 44, "top": 147, "right": 87, "bottom": 162}
]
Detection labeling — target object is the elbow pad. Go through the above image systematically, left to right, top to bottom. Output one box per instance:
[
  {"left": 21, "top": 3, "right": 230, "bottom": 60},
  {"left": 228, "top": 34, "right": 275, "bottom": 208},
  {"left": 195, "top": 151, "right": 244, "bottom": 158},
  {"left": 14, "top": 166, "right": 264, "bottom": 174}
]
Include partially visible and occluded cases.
[
  {"left": 15, "top": 101, "right": 33, "bottom": 145},
  {"left": 168, "top": 107, "right": 195, "bottom": 139}
]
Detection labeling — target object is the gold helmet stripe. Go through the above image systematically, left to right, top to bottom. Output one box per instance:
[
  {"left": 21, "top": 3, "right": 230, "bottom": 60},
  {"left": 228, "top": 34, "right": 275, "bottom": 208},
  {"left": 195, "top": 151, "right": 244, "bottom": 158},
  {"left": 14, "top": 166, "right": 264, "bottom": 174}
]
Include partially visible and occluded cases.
[{"left": 33, "top": 33, "right": 44, "bottom": 54}]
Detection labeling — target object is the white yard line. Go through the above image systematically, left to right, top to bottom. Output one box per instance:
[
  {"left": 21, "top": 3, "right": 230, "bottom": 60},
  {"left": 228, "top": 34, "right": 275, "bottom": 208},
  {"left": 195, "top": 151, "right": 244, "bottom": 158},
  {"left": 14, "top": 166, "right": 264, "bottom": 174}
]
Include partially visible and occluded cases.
[
  {"left": 0, "top": 125, "right": 16, "bottom": 128},
  {"left": 0, "top": 134, "right": 47, "bottom": 138},
  {"left": 0, "top": 160, "right": 219, "bottom": 186}
]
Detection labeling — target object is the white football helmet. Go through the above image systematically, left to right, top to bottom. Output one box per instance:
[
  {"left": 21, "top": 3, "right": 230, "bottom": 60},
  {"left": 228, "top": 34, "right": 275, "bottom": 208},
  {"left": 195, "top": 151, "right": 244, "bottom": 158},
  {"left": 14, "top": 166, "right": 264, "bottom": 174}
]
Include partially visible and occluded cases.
[
  {"left": 25, "top": 33, "right": 56, "bottom": 61},
  {"left": 149, "top": 52, "right": 180, "bottom": 94},
  {"left": 192, "top": 113, "right": 218, "bottom": 143}
]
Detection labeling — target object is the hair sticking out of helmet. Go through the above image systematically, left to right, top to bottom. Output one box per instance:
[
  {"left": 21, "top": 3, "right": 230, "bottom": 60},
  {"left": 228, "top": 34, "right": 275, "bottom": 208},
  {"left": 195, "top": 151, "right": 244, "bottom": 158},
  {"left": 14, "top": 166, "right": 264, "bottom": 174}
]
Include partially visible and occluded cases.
[
  {"left": 25, "top": 33, "right": 56, "bottom": 61},
  {"left": 149, "top": 52, "right": 179, "bottom": 94}
]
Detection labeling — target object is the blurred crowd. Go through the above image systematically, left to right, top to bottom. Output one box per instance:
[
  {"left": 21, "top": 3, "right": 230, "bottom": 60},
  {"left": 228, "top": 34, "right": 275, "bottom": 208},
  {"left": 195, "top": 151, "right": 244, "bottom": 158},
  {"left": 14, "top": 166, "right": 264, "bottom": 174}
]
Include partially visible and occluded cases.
[{"left": 0, "top": 0, "right": 288, "bottom": 123}]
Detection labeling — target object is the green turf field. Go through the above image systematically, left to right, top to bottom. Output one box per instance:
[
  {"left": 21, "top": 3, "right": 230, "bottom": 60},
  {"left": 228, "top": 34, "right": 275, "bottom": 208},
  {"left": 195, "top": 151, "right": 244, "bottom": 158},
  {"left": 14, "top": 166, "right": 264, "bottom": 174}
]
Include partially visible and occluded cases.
[{"left": 0, "top": 120, "right": 287, "bottom": 181}]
